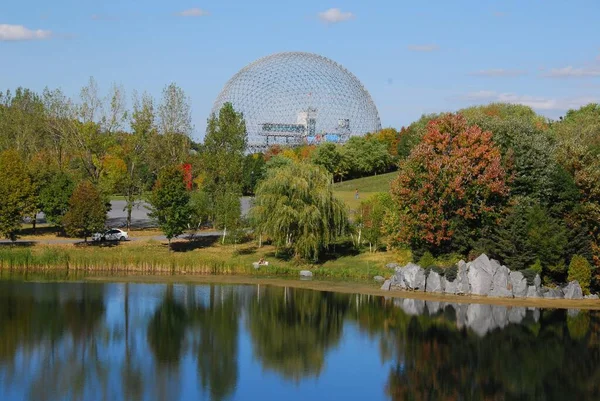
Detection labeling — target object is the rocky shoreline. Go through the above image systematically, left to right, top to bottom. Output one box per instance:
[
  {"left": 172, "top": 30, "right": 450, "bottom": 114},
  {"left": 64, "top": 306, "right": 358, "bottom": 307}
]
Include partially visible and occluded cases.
[{"left": 380, "top": 254, "right": 599, "bottom": 301}]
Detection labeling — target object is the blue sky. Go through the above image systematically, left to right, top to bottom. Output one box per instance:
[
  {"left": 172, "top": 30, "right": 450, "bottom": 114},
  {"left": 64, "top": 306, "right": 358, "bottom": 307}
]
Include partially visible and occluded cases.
[{"left": 1, "top": 0, "right": 599, "bottom": 139}]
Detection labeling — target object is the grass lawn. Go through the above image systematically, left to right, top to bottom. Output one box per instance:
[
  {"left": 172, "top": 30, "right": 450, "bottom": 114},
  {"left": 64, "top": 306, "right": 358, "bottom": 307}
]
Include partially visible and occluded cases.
[{"left": 333, "top": 171, "right": 397, "bottom": 212}]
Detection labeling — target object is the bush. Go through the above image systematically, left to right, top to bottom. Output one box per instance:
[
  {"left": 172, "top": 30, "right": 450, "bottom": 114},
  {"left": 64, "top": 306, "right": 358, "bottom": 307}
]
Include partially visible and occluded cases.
[
  {"left": 418, "top": 251, "right": 436, "bottom": 268},
  {"left": 568, "top": 255, "right": 592, "bottom": 294},
  {"left": 529, "top": 258, "right": 543, "bottom": 275},
  {"left": 444, "top": 265, "right": 458, "bottom": 282},
  {"left": 521, "top": 268, "right": 538, "bottom": 286}
]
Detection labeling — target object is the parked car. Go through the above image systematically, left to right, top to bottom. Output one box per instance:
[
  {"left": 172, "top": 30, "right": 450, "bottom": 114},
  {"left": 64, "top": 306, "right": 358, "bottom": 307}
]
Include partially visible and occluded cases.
[{"left": 92, "top": 228, "right": 129, "bottom": 242}]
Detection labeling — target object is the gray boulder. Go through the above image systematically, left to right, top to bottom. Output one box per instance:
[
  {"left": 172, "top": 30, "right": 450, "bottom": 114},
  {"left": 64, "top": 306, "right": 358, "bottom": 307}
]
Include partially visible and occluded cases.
[
  {"left": 467, "top": 254, "right": 497, "bottom": 296},
  {"left": 456, "top": 260, "right": 470, "bottom": 295},
  {"left": 386, "top": 262, "right": 400, "bottom": 270},
  {"left": 404, "top": 263, "right": 426, "bottom": 290},
  {"left": 489, "top": 265, "right": 513, "bottom": 298},
  {"left": 299, "top": 270, "right": 313, "bottom": 278},
  {"left": 426, "top": 271, "right": 444, "bottom": 293},
  {"left": 509, "top": 271, "right": 528, "bottom": 298},
  {"left": 534, "top": 274, "right": 541, "bottom": 288},
  {"left": 373, "top": 275, "right": 385, "bottom": 283},
  {"left": 442, "top": 278, "right": 458, "bottom": 294},
  {"left": 380, "top": 280, "right": 391, "bottom": 291},
  {"left": 563, "top": 281, "right": 584, "bottom": 300},
  {"left": 526, "top": 285, "right": 542, "bottom": 298},
  {"left": 542, "top": 287, "right": 564, "bottom": 299},
  {"left": 585, "top": 294, "right": 599, "bottom": 300},
  {"left": 426, "top": 301, "right": 443, "bottom": 315},
  {"left": 492, "top": 305, "right": 509, "bottom": 329}
]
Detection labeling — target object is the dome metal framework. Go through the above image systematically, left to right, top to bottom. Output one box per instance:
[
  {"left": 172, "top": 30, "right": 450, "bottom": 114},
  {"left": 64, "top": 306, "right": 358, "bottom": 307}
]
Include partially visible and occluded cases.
[{"left": 211, "top": 52, "right": 381, "bottom": 153}]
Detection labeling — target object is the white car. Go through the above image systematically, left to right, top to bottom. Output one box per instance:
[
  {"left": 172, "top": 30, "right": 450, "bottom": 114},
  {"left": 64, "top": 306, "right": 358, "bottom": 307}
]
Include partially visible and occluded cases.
[{"left": 92, "top": 228, "right": 129, "bottom": 242}]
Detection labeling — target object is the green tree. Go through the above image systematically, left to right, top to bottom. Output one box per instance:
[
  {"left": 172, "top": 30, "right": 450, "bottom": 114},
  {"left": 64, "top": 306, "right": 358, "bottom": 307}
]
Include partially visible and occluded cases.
[
  {"left": 202, "top": 102, "right": 247, "bottom": 228},
  {"left": 342, "top": 136, "right": 392, "bottom": 178},
  {"left": 311, "top": 142, "right": 347, "bottom": 181},
  {"left": 0, "top": 150, "right": 36, "bottom": 240},
  {"left": 241, "top": 153, "right": 265, "bottom": 195},
  {"left": 251, "top": 162, "right": 348, "bottom": 261},
  {"left": 148, "top": 166, "right": 191, "bottom": 249},
  {"left": 38, "top": 171, "right": 75, "bottom": 227},
  {"left": 62, "top": 181, "right": 107, "bottom": 242},
  {"left": 355, "top": 193, "right": 393, "bottom": 252},
  {"left": 568, "top": 255, "right": 592, "bottom": 294}
]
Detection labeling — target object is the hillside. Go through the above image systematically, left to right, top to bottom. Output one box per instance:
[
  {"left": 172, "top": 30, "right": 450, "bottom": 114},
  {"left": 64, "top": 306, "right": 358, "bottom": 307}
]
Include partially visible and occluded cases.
[{"left": 333, "top": 171, "right": 397, "bottom": 211}]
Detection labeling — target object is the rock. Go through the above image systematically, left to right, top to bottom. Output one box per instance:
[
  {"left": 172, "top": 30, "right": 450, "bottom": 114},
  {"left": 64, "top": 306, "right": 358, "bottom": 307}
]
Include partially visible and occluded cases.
[
  {"left": 467, "top": 254, "right": 496, "bottom": 296},
  {"left": 456, "top": 261, "right": 470, "bottom": 295},
  {"left": 252, "top": 262, "right": 260, "bottom": 269},
  {"left": 386, "top": 262, "right": 400, "bottom": 270},
  {"left": 404, "top": 263, "right": 426, "bottom": 291},
  {"left": 489, "top": 265, "right": 513, "bottom": 298},
  {"left": 299, "top": 270, "right": 313, "bottom": 278},
  {"left": 390, "top": 270, "right": 407, "bottom": 290},
  {"left": 426, "top": 271, "right": 444, "bottom": 293},
  {"left": 509, "top": 271, "right": 528, "bottom": 298},
  {"left": 534, "top": 274, "right": 541, "bottom": 288},
  {"left": 373, "top": 275, "right": 385, "bottom": 283},
  {"left": 442, "top": 278, "right": 458, "bottom": 294},
  {"left": 380, "top": 280, "right": 391, "bottom": 291},
  {"left": 563, "top": 281, "right": 584, "bottom": 300},
  {"left": 526, "top": 285, "right": 542, "bottom": 298},
  {"left": 542, "top": 287, "right": 564, "bottom": 299},
  {"left": 585, "top": 294, "right": 599, "bottom": 300},
  {"left": 400, "top": 299, "right": 425, "bottom": 316},
  {"left": 454, "top": 304, "right": 469, "bottom": 329},
  {"left": 508, "top": 307, "right": 526, "bottom": 324},
  {"left": 531, "top": 308, "right": 540, "bottom": 322}
]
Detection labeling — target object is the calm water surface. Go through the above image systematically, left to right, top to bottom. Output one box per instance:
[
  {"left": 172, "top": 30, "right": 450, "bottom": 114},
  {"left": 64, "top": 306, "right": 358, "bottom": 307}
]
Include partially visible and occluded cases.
[{"left": 0, "top": 279, "right": 599, "bottom": 401}]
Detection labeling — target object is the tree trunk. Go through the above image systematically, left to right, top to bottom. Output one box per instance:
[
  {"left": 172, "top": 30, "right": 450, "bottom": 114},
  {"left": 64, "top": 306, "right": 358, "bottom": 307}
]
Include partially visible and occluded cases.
[{"left": 222, "top": 226, "right": 227, "bottom": 244}]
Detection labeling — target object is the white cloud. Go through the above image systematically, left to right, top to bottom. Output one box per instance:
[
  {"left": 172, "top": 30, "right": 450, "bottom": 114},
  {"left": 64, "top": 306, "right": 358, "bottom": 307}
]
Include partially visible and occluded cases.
[
  {"left": 176, "top": 8, "right": 210, "bottom": 17},
  {"left": 318, "top": 8, "right": 355, "bottom": 24},
  {"left": 0, "top": 24, "right": 52, "bottom": 41},
  {"left": 407, "top": 44, "right": 439, "bottom": 52},
  {"left": 544, "top": 66, "right": 600, "bottom": 78},
  {"left": 470, "top": 69, "right": 526, "bottom": 77},
  {"left": 461, "top": 91, "right": 598, "bottom": 111}
]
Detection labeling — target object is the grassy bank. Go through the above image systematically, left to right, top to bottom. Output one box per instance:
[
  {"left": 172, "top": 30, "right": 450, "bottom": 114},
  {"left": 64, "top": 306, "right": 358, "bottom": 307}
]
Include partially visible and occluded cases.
[
  {"left": 333, "top": 171, "right": 396, "bottom": 211},
  {"left": 0, "top": 238, "right": 402, "bottom": 280}
]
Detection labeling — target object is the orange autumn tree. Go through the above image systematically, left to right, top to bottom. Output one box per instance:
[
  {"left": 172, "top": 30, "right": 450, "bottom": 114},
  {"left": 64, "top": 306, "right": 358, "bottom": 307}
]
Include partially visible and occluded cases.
[{"left": 390, "top": 113, "right": 509, "bottom": 255}]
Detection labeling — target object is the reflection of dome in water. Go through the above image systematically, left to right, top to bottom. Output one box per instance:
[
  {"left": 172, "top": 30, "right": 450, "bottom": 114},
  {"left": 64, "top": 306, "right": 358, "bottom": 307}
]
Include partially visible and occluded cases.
[{"left": 211, "top": 52, "right": 381, "bottom": 152}]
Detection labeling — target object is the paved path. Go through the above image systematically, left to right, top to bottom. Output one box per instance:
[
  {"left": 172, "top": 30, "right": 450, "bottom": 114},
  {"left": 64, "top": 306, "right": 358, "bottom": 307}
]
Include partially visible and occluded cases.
[{"left": 0, "top": 231, "right": 222, "bottom": 245}]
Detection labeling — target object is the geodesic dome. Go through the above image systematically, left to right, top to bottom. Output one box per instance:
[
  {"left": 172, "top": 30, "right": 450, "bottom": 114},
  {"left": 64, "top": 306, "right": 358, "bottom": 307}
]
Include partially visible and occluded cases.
[{"left": 211, "top": 52, "right": 381, "bottom": 152}]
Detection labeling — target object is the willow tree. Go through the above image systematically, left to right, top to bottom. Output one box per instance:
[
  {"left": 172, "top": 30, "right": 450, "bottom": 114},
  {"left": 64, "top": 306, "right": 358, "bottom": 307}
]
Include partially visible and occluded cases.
[{"left": 250, "top": 162, "right": 348, "bottom": 261}]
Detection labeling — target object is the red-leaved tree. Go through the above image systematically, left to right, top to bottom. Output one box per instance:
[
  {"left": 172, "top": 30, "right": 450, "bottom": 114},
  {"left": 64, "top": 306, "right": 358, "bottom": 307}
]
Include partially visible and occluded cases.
[{"left": 390, "top": 113, "right": 509, "bottom": 254}]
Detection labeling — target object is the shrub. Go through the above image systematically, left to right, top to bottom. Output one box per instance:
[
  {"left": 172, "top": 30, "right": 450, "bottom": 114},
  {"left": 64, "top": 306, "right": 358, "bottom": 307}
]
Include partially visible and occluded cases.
[
  {"left": 418, "top": 252, "right": 436, "bottom": 268},
  {"left": 568, "top": 255, "right": 592, "bottom": 294},
  {"left": 530, "top": 258, "right": 543, "bottom": 275},
  {"left": 444, "top": 265, "right": 458, "bottom": 282},
  {"left": 521, "top": 268, "right": 537, "bottom": 286}
]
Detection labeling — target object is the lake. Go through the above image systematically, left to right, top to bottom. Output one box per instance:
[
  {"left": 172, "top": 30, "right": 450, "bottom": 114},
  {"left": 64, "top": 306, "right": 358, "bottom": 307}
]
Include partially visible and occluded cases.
[{"left": 0, "top": 279, "right": 599, "bottom": 401}]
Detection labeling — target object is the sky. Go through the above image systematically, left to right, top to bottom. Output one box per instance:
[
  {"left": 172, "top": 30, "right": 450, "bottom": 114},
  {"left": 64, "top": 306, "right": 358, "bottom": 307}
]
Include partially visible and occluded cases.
[{"left": 1, "top": 0, "right": 599, "bottom": 140}]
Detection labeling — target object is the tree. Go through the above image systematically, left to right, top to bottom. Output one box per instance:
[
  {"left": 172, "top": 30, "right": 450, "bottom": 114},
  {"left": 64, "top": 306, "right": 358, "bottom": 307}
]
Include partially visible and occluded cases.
[
  {"left": 156, "top": 83, "right": 193, "bottom": 168},
  {"left": 202, "top": 102, "right": 247, "bottom": 228},
  {"left": 390, "top": 114, "right": 508, "bottom": 255},
  {"left": 342, "top": 136, "right": 392, "bottom": 178},
  {"left": 311, "top": 143, "right": 347, "bottom": 181},
  {"left": 0, "top": 150, "right": 36, "bottom": 241},
  {"left": 241, "top": 153, "right": 265, "bottom": 196},
  {"left": 251, "top": 162, "right": 348, "bottom": 261},
  {"left": 148, "top": 166, "right": 190, "bottom": 249},
  {"left": 38, "top": 171, "right": 75, "bottom": 228},
  {"left": 63, "top": 181, "right": 107, "bottom": 242},
  {"left": 213, "top": 184, "right": 242, "bottom": 244},
  {"left": 355, "top": 193, "right": 393, "bottom": 252},
  {"left": 568, "top": 255, "right": 592, "bottom": 294}
]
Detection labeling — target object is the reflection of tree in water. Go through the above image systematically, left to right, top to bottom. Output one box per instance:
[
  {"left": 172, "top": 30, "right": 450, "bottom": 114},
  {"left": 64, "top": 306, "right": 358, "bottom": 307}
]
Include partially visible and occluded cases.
[
  {"left": 0, "top": 283, "right": 107, "bottom": 401},
  {"left": 147, "top": 285, "right": 188, "bottom": 367},
  {"left": 189, "top": 285, "right": 239, "bottom": 401},
  {"left": 247, "top": 287, "right": 349, "bottom": 381},
  {"left": 348, "top": 298, "right": 600, "bottom": 401}
]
